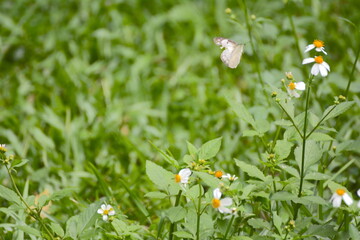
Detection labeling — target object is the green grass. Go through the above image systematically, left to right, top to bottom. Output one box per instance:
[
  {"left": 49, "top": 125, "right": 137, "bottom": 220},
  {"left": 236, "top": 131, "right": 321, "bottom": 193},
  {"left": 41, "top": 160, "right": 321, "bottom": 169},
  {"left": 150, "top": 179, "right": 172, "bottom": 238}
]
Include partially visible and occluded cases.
[{"left": 0, "top": 0, "right": 360, "bottom": 239}]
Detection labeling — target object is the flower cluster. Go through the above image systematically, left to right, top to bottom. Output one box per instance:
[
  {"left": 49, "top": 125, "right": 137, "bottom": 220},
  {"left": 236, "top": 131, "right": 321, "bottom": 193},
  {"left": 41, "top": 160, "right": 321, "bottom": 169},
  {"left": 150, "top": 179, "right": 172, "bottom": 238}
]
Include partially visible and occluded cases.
[
  {"left": 302, "top": 40, "right": 330, "bottom": 77},
  {"left": 284, "top": 72, "right": 306, "bottom": 98},
  {"left": 330, "top": 188, "right": 360, "bottom": 208}
]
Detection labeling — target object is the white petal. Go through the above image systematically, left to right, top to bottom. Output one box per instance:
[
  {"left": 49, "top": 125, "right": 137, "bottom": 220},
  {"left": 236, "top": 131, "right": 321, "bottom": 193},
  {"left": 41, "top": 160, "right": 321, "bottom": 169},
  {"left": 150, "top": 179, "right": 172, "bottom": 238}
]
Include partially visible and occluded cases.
[
  {"left": 304, "top": 44, "right": 315, "bottom": 53},
  {"left": 319, "top": 47, "right": 327, "bottom": 55},
  {"left": 302, "top": 58, "right": 315, "bottom": 64},
  {"left": 322, "top": 61, "right": 330, "bottom": 71},
  {"left": 311, "top": 64, "right": 320, "bottom": 76},
  {"left": 318, "top": 64, "right": 328, "bottom": 77},
  {"left": 295, "top": 82, "right": 306, "bottom": 91},
  {"left": 179, "top": 168, "right": 192, "bottom": 178},
  {"left": 222, "top": 174, "right": 231, "bottom": 179},
  {"left": 181, "top": 176, "right": 189, "bottom": 184},
  {"left": 213, "top": 188, "right": 222, "bottom": 199},
  {"left": 357, "top": 189, "right": 360, "bottom": 197},
  {"left": 343, "top": 193, "right": 353, "bottom": 206},
  {"left": 331, "top": 195, "right": 342, "bottom": 207},
  {"left": 221, "top": 197, "right": 233, "bottom": 207},
  {"left": 101, "top": 204, "right": 106, "bottom": 210},
  {"left": 106, "top": 205, "right": 113, "bottom": 210},
  {"left": 218, "top": 206, "right": 232, "bottom": 214},
  {"left": 97, "top": 209, "right": 104, "bottom": 214},
  {"left": 108, "top": 210, "right": 116, "bottom": 216},
  {"left": 102, "top": 215, "right": 109, "bottom": 221}
]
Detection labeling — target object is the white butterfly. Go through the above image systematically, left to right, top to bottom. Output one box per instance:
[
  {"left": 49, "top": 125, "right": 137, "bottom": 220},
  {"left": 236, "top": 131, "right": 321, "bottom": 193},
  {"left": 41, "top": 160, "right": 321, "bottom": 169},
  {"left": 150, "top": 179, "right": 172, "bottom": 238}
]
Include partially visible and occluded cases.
[{"left": 213, "top": 37, "right": 244, "bottom": 69}]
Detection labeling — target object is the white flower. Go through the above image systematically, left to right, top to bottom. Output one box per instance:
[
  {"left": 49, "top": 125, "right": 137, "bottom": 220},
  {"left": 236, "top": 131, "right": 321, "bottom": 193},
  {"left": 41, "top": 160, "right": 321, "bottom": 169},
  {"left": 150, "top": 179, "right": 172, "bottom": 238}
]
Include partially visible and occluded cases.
[
  {"left": 305, "top": 40, "right": 327, "bottom": 55},
  {"left": 302, "top": 56, "right": 330, "bottom": 77},
  {"left": 287, "top": 81, "right": 306, "bottom": 98},
  {"left": 175, "top": 168, "right": 192, "bottom": 186},
  {"left": 222, "top": 173, "right": 238, "bottom": 182},
  {"left": 212, "top": 188, "right": 233, "bottom": 214},
  {"left": 330, "top": 189, "right": 353, "bottom": 208},
  {"left": 357, "top": 189, "right": 360, "bottom": 208},
  {"left": 97, "top": 204, "right": 115, "bottom": 221}
]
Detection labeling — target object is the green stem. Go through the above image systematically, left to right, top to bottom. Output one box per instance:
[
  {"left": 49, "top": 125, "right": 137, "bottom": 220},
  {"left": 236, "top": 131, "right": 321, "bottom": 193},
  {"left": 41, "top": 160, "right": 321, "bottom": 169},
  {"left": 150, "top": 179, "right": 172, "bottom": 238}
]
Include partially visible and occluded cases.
[
  {"left": 241, "top": 0, "right": 270, "bottom": 106},
  {"left": 344, "top": 41, "right": 360, "bottom": 98},
  {"left": 276, "top": 102, "right": 303, "bottom": 138},
  {"left": 306, "top": 105, "right": 337, "bottom": 139},
  {"left": 5, "top": 165, "right": 55, "bottom": 239},
  {"left": 196, "top": 183, "right": 202, "bottom": 240},
  {"left": 169, "top": 190, "right": 182, "bottom": 240},
  {"left": 223, "top": 214, "right": 235, "bottom": 240}
]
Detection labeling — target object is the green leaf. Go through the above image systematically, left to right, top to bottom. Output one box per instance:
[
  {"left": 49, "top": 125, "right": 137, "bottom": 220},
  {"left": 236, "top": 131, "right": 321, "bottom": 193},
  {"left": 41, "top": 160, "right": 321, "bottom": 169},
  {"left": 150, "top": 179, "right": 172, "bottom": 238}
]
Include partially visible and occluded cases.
[
  {"left": 226, "top": 97, "right": 256, "bottom": 128},
  {"left": 321, "top": 101, "right": 355, "bottom": 122},
  {"left": 255, "top": 119, "right": 270, "bottom": 134},
  {"left": 29, "top": 127, "right": 55, "bottom": 149},
  {"left": 242, "top": 130, "right": 260, "bottom": 137},
  {"left": 308, "top": 132, "right": 334, "bottom": 141},
  {"left": 198, "top": 137, "right": 222, "bottom": 160},
  {"left": 274, "top": 140, "right": 294, "bottom": 160},
  {"left": 149, "top": 141, "right": 179, "bottom": 167},
  {"left": 186, "top": 141, "right": 198, "bottom": 156},
  {"left": 294, "top": 141, "right": 323, "bottom": 172},
  {"left": 11, "top": 159, "right": 29, "bottom": 169},
  {"left": 235, "top": 159, "right": 265, "bottom": 181},
  {"left": 146, "top": 160, "right": 175, "bottom": 190},
  {"left": 279, "top": 164, "right": 299, "bottom": 178},
  {"left": 195, "top": 171, "right": 220, "bottom": 188},
  {"left": 304, "top": 172, "right": 330, "bottom": 180},
  {"left": 0, "top": 185, "right": 22, "bottom": 207},
  {"left": 48, "top": 188, "right": 75, "bottom": 202},
  {"left": 144, "top": 191, "right": 168, "bottom": 199},
  {"left": 271, "top": 191, "right": 297, "bottom": 201},
  {"left": 293, "top": 196, "right": 328, "bottom": 205},
  {"left": 77, "top": 202, "right": 100, "bottom": 235},
  {"left": 166, "top": 206, "right": 186, "bottom": 223},
  {"left": 272, "top": 211, "right": 282, "bottom": 235},
  {"left": 247, "top": 218, "right": 271, "bottom": 230},
  {"left": 50, "top": 222, "right": 65, "bottom": 237},
  {"left": 349, "top": 223, "right": 360, "bottom": 240},
  {"left": 306, "top": 224, "right": 337, "bottom": 237},
  {"left": 16, "top": 225, "right": 41, "bottom": 237},
  {"left": 173, "top": 231, "right": 194, "bottom": 238}
]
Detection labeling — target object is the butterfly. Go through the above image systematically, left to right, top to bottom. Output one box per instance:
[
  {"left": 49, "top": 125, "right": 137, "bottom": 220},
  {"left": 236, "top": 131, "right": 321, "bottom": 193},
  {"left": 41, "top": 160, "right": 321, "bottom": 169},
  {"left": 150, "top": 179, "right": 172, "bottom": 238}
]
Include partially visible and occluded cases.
[{"left": 213, "top": 37, "right": 244, "bottom": 69}]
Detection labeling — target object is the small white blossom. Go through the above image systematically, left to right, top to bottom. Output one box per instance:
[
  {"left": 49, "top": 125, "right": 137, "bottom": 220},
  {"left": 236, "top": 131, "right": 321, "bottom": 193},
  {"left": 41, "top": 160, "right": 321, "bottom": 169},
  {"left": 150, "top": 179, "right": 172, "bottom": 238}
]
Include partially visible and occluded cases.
[
  {"left": 305, "top": 40, "right": 327, "bottom": 55},
  {"left": 302, "top": 56, "right": 330, "bottom": 77},
  {"left": 287, "top": 81, "right": 306, "bottom": 98},
  {"left": 175, "top": 168, "right": 192, "bottom": 186},
  {"left": 222, "top": 173, "right": 238, "bottom": 182},
  {"left": 212, "top": 188, "right": 233, "bottom": 214},
  {"left": 330, "top": 189, "right": 353, "bottom": 208},
  {"left": 97, "top": 204, "right": 115, "bottom": 221}
]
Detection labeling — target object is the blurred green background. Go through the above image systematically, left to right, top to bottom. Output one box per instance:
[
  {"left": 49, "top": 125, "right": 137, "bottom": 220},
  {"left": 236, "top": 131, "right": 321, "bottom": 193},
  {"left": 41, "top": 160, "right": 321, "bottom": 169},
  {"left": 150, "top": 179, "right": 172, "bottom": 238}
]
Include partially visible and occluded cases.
[{"left": 0, "top": 0, "right": 359, "bottom": 227}]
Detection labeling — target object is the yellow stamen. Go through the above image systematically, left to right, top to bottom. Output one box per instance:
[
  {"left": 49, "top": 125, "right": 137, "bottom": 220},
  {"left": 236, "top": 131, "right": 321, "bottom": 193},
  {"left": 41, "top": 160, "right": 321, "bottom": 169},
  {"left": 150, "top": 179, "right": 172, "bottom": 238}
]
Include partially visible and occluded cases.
[
  {"left": 313, "top": 40, "right": 324, "bottom": 48},
  {"left": 314, "top": 56, "right": 324, "bottom": 64},
  {"left": 288, "top": 82, "right": 296, "bottom": 90},
  {"left": 214, "top": 170, "right": 223, "bottom": 178},
  {"left": 175, "top": 174, "right": 181, "bottom": 183},
  {"left": 336, "top": 189, "right": 345, "bottom": 196},
  {"left": 212, "top": 198, "right": 221, "bottom": 208},
  {"left": 103, "top": 209, "right": 109, "bottom": 215}
]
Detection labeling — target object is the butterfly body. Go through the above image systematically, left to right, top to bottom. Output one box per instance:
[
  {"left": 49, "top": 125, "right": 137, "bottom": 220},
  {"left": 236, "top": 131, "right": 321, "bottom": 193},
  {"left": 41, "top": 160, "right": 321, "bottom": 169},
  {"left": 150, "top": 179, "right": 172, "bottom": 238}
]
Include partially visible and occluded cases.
[{"left": 213, "top": 37, "right": 244, "bottom": 68}]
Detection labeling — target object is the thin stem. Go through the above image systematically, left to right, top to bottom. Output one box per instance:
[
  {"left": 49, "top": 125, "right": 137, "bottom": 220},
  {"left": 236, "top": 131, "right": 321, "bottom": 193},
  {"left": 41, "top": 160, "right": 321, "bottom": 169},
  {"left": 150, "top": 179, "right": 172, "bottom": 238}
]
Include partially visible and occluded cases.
[
  {"left": 241, "top": 0, "right": 270, "bottom": 106},
  {"left": 344, "top": 41, "right": 360, "bottom": 97},
  {"left": 276, "top": 102, "right": 303, "bottom": 138},
  {"left": 306, "top": 105, "right": 337, "bottom": 139},
  {"left": 5, "top": 165, "right": 55, "bottom": 239},
  {"left": 196, "top": 183, "right": 202, "bottom": 240},
  {"left": 169, "top": 190, "right": 182, "bottom": 240},
  {"left": 223, "top": 214, "right": 235, "bottom": 240}
]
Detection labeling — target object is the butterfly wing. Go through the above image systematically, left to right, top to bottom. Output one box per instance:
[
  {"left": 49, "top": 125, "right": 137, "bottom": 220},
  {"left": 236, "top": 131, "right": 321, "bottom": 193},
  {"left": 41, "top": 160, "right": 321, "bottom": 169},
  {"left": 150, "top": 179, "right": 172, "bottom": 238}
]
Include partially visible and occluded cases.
[{"left": 227, "top": 44, "right": 244, "bottom": 68}]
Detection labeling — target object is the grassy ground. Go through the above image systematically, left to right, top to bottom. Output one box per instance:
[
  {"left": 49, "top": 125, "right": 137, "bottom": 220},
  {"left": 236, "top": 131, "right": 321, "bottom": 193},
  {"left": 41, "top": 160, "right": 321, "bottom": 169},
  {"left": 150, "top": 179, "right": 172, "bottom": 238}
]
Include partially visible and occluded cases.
[{"left": 0, "top": 0, "right": 359, "bottom": 239}]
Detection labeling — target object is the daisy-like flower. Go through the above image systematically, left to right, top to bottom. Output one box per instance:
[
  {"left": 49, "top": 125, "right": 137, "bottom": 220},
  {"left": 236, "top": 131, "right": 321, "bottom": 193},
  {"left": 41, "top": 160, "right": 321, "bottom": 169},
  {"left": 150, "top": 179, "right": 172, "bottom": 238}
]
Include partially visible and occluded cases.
[
  {"left": 305, "top": 40, "right": 327, "bottom": 55},
  {"left": 302, "top": 56, "right": 330, "bottom": 77},
  {"left": 287, "top": 81, "right": 306, "bottom": 98},
  {"left": 0, "top": 144, "right": 7, "bottom": 153},
  {"left": 175, "top": 168, "right": 192, "bottom": 186},
  {"left": 214, "top": 170, "right": 223, "bottom": 178},
  {"left": 222, "top": 173, "right": 238, "bottom": 182},
  {"left": 212, "top": 188, "right": 233, "bottom": 214},
  {"left": 330, "top": 189, "right": 353, "bottom": 208},
  {"left": 97, "top": 204, "right": 115, "bottom": 221}
]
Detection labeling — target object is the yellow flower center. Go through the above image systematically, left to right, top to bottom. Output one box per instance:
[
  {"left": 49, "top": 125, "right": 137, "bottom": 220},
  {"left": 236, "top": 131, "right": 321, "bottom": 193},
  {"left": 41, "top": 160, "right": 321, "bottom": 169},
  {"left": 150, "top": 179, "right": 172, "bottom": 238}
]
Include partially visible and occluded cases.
[
  {"left": 313, "top": 40, "right": 324, "bottom": 48},
  {"left": 314, "top": 56, "right": 324, "bottom": 64},
  {"left": 288, "top": 82, "right": 296, "bottom": 90},
  {"left": 214, "top": 170, "right": 223, "bottom": 178},
  {"left": 175, "top": 174, "right": 181, "bottom": 183},
  {"left": 336, "top": 189, "right": 345, "bottom": 196},
  {"left": 212, "top": 198, "right": 221, "bottom": 208},
  {"left": 103, "top": 209, "right": 109, "bottom": 215}
]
